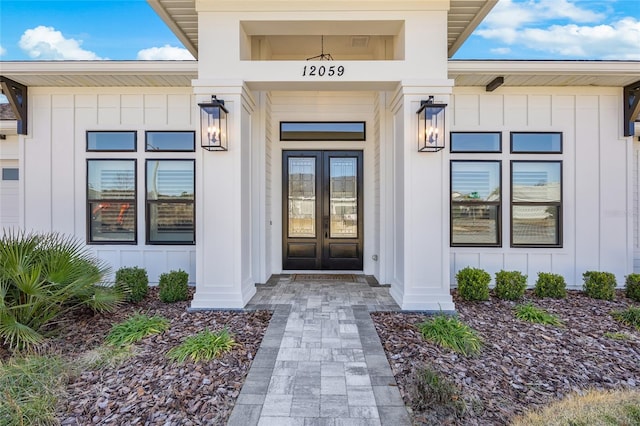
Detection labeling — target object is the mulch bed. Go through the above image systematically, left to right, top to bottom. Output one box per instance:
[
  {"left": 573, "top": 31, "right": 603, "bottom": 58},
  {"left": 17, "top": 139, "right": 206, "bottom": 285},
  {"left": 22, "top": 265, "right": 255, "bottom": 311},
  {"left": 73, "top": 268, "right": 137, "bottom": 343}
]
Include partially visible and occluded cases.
[
  {"left": 8, "top": 288, "right": 272, "bottom": 425},
  {"left": 371, "top": 290, "right": 640, "bottom": 425}
]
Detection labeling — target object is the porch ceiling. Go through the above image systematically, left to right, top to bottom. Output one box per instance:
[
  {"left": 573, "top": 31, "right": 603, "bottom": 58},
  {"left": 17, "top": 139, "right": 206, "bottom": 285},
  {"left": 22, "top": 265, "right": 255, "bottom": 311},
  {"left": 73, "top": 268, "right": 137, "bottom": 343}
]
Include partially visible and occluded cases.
[{"left": 146, "top": 0, "right": 498, "bottom": 59}]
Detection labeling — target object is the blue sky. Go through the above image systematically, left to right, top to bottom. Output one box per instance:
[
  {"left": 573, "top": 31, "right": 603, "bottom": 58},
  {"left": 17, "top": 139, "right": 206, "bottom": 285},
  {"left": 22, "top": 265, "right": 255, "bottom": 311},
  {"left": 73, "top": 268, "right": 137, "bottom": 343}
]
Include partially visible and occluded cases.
[{"left": 0, "top": 0, "right": 638, "bottom": 61}]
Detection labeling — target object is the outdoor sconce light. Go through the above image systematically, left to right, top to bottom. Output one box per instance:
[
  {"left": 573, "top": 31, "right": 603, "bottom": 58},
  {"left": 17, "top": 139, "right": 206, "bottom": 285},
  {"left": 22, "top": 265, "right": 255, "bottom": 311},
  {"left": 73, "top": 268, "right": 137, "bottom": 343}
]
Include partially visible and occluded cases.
[
  {"left": 198, "top": 95, "right": 229, "bottom": 151},
  {"left": 417, "top": 96, "right": 447, "bottom": 152}
]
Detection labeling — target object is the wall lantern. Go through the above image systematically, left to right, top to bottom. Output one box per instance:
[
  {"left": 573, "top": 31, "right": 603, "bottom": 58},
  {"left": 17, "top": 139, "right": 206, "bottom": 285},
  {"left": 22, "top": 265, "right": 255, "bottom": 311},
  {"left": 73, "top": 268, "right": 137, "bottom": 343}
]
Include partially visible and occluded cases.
[
  {"left": 198, "top": 95, "right": 229, "bottom": 151},
  {"left": 416, "top": 96, "right": 447, "bottom": 152}
]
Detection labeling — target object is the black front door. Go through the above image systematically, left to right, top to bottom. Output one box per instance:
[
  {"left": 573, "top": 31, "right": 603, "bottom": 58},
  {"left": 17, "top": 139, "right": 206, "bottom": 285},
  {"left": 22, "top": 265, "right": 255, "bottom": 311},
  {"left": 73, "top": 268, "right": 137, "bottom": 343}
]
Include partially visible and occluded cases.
[{"left": 283, "top": 150, "right": 363, "bottom": 270}]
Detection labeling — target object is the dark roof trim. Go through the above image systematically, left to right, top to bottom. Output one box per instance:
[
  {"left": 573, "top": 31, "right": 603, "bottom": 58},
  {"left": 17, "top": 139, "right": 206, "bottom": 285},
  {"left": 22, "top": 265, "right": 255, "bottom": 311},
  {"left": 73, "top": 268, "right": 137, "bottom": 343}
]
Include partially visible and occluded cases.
[
  {"left": 0, "top": 76, "right": 27, "bottom": 135},
  {"left": 624, "top": 80, "right": 640, "bottom": 137}
]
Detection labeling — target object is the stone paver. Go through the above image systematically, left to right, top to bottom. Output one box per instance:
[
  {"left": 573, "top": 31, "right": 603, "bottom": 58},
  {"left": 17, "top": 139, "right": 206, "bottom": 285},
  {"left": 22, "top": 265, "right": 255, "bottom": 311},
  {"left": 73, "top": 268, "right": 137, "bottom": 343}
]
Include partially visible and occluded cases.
[{"left": 228, "top": 276, "right": 411, "bottom": 426}]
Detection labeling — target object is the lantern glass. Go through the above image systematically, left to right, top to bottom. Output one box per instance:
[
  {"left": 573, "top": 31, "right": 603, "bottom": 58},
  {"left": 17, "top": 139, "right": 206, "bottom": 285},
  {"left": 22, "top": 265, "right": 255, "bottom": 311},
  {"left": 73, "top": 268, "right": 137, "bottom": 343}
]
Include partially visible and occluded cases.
[
  {"left": 199, "top": 97, "right": 228, "bottom": 151},
  {"left": 417, "top": 99, "right": 447, "bottom": 152}
]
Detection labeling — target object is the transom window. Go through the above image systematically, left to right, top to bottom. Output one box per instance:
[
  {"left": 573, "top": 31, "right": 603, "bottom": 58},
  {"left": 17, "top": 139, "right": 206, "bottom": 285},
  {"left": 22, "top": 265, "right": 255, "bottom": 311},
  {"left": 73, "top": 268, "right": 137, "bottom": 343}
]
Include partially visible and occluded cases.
[
  {"left": 280, "top": 122, "right": 366, "bottom": 141},
  {"left": 87, "top": 131, "right": 136, "bottom": 151}
]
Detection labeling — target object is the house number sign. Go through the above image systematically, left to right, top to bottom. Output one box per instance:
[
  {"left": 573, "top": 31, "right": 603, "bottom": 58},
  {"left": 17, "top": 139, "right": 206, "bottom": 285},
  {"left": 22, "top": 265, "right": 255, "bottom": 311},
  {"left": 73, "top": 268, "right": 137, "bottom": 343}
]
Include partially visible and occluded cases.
[{"left": 302, "top": 65, "right": 345, "bottom": 77}]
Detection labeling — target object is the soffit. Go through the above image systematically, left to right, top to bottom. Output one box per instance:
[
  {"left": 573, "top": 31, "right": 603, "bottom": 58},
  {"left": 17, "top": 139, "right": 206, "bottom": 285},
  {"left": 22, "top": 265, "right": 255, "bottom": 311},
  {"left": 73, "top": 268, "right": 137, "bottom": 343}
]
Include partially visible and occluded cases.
[
  {"left": 146, "top": 0, "right": 497, "bottom": 59},
  {"left": 0, "top": 61, "right": 197, "bottom": 88},
  {"left": 449, "top": 61, "right": 640, "bottom": 89}
]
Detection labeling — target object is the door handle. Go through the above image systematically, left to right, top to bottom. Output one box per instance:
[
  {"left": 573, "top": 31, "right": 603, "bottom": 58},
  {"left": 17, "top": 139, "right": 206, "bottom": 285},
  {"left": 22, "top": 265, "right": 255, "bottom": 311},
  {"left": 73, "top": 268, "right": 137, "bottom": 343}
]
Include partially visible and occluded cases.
[{"left": 324, "top": 217, "right": 329, "bottom": 238}]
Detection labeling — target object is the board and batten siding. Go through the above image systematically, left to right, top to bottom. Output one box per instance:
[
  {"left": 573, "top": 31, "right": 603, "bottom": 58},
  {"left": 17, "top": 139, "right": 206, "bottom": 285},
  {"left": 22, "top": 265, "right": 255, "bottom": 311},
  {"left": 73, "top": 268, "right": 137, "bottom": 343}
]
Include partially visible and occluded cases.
[
  {"left": 450, "top": 87, "right": 632, "bottom": 287},
  {"left": 24, "top": 88, "right": 197, "bottom": 284},
  {"left": 635, "top": 141, "right": 640, "bottom": 273}
]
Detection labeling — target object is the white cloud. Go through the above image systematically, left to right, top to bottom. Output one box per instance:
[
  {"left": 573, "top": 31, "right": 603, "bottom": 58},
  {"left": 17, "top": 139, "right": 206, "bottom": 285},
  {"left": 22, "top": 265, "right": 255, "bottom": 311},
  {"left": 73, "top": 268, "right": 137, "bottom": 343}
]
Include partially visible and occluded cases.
[
  {"left": 476, "top": 1, "right": 640, "bottom": 59},
  {"left": 19, "top": 26, "right": 103, "bottom": 60},
  {"left": 0, "top": 45, "right": 6, "bottom": 57},
  {"left": 137, "top": 45, "right": 194, "bottom": 60},
  {"left": 491, "top": 47, "right": 512, "bottom": 55}
]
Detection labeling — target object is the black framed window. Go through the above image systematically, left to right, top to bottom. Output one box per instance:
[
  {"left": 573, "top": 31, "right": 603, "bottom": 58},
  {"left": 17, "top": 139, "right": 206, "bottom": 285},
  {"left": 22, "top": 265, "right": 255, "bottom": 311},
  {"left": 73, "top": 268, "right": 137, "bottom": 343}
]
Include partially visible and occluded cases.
[
  {"left": 280, "top": 122, "right": 366, "bottom": 141},
  {"left": 87, "top": 131, "right": 137, "bottom": 152},
  {"left": 145, "top": 131, "right": 195, "bottom": 152},
  {"left": 451, "top": 132, "right": 501, "bottom": 153},
  {"left": 511, "top": 132, "right": 562, "bottom": 153},
  {"left": 87, "top": 159, "right": 136, "bottom": 244},
  {"left": 146, "top": 160, "right": 195, "bottom": 244},
  {"left": 451, "top": 161, "right": 501, "bottom": 246},
  {"left": 511, "top": 161, "right": 562, "bottom": 247},
  {"left": 2, "top": 168, "right": 19, "bottom": 180}
]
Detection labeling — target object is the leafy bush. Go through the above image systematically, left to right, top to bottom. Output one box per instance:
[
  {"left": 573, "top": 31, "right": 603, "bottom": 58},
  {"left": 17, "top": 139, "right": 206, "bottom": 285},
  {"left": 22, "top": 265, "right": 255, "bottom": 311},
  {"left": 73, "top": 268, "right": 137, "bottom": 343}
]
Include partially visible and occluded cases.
[
  {"left": 0, "top": 231, "right": 122, "bottom": 350},
  {"left": 115, "top": 266, "right": 149, "bottom": 303},
  {"left": 456, "top": 267, "right": 490, "bottom": 301},
  {"left": 158, "top": 269, "right": 189, "bottom": 303},
  {"left": 494, "top": 270, "right": 527, "bottom": 300},
  {"left": 582, "top": 271, "right": 616, "bottom": 300},
  {"left": 534, "top": 272, "right": 567, "bottom": 299},
  {"left": 625, "top": 273, "right": 640, "bottom": 302},
  {"left": 515, "top": 303, "right": 563, "bottom": 326},
  {"left": 611, "top": 306, "right": 640, "bottom": 330},
  {"left": 105, "top": 313, "right": 170, "bottom": 347},
  {"left": 416, "top": 315, "right": 482, "bottom": 356},
  {"left": 167, "top": 328, "right": 236, "bottom": 363},
  {"left": 0, "top": 354, "right": 68, "bottom": 425},
  {"left": 409, "top": 364, "right": 465, "bottom": 416},
  {"left": 511, "top": 389, "right": 640, "bottom": 426}
]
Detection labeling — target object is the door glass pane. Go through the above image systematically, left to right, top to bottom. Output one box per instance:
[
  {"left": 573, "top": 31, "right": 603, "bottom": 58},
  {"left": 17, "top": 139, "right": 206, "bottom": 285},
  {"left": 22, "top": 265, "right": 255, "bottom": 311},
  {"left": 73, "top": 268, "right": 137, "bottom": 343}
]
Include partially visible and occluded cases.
[
  {"left": 288, "top": 157, "right": 316, "bottom": 237},
  {"left": 330, "top": 157, "right": 357, "bottom": 238}
]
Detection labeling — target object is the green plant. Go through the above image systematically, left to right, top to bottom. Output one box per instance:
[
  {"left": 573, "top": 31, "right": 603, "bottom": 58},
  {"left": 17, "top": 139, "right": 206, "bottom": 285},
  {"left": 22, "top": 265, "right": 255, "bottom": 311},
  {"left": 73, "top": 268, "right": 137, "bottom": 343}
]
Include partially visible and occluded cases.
[
  {"left": 0, "top": 230, "right": 123, "bottom": 350},
  {"left": 115, "top": 266, "right": 149, "bottom": 303},
  {"left": 456, "top": 267, "right": 491, "bottom": 301},
  {"left": 158, "top": 269, "right": 189, "bottom": 303},
  {"left": 494, "top": 270, "right": 527, "bottom": 300},
  {"left": 582, "top": 271, "right": 616, "bottom": 300},
  {"left": 534, "top": 272, "right": 567, "bottom": 299},
  {"left": 625, "top": 273, "right": 640, "bottom": 302},
  {"left": 515, "top": 303, "right": 563, "bottom": 326},
  {"left": 611, "top": 306, "right": 640, "bottom": 329},
  {"left": 105, "top": 313, "right": 170, "bottom": 347},
  {"left": 416, "top": 315, "right": 482, "bottom": 356},
  {"left": 167, "top": 328, "right": 236, "bottom": 363},
  {"left": 603, "top": 331, "right": 631, "bottom": 341},
  {"left": 77, "top": 345, "right": 136, "bottom": 370},
  {"left": 0, "top": 354, "right": 68, "bottom": 425},
  {"left": 409, "top": 364, "right": 465, "bottom": 416},
  {"left": 511, "top": 389, "right": 640, "bottom": 426}
]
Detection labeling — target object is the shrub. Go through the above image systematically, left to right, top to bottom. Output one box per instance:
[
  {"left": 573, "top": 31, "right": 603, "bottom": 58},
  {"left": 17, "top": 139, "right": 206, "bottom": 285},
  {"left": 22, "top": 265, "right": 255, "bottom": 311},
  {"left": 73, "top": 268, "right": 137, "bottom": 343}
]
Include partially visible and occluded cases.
[
  {"left": 0, "top": 231, "right": 122, "bottom": 350},
  {"left": 115, "top": 266, "right": 149, "bottom": 303},
  {"left": 456, "top": 267, "right": 490, "bottom": 301},
  {"left": 158, "top": 269, "right": 189, "bottom": 303},
  {"left": 494, "top": 270, "right": 527, "bottom": 300},
  {"left": 582, "top": 271, "right": 616, "bottom": 300},
  {"left": 534, "top": 272, "right": 567, "bottom": 299},
  {"left": 625, "top": 273, "right": 640, "bottom": 302},
  {"left": 515, "top": 303, "right": 563, "bottom": 327},
  {"left": 611, "top": 306, "right": 640, "bottom": 330},
  {"left": 105, "top": 313, "right": 170, "bottom": 347},
  {"left": 416, "top": 315, "right": 482, "bottom": 356},
  {"left": 167, "top": 328, "right": 236, "bottom": 363},
  {"left": 0, "top": 354, "right": 68, "bottom": 425},
  {"left": 409, "top": 364, "right": 465, "bottom": 416},
  {"left": 511, "top": 389, "right": 640, "bottom": 426}
]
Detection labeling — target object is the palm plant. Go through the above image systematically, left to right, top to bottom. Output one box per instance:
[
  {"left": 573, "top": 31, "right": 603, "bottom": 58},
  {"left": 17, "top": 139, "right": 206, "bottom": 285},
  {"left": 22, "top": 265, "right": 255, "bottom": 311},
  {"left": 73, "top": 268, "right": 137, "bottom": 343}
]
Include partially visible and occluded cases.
[{"left": 0, "top": 230, "right": 123, "bottom": 350}]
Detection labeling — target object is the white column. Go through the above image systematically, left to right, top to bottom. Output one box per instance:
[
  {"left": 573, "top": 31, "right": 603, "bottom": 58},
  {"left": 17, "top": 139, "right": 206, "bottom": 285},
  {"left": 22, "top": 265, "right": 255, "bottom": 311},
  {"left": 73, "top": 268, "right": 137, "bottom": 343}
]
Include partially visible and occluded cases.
[
  {"left": 388, "top": 81, "right": 455, "bottom": 312},
  {"left": 190, "top": 82, "right": 258, "bottom": 309}
]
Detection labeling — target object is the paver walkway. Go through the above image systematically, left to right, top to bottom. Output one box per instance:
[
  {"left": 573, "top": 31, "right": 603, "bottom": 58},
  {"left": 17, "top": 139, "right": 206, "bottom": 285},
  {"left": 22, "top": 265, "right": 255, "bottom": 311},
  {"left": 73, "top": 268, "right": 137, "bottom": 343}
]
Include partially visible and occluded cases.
[{"left": 227, "top": 275, "right": 412, "bottom": 426}]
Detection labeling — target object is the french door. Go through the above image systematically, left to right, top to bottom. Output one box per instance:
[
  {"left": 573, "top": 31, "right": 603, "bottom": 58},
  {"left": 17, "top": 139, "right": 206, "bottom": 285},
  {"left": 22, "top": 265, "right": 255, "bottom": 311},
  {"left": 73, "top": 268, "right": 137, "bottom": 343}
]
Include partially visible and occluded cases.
[{"left": 283, "top": 150, "right": 363, "bottom": 270}]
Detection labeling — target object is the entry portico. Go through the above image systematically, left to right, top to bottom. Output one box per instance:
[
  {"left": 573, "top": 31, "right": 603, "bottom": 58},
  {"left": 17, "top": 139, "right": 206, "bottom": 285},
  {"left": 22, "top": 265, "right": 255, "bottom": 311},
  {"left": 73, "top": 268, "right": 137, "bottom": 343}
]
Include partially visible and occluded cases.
[{"left": 184, "top": 0, "right": 475, "bottom": 311}]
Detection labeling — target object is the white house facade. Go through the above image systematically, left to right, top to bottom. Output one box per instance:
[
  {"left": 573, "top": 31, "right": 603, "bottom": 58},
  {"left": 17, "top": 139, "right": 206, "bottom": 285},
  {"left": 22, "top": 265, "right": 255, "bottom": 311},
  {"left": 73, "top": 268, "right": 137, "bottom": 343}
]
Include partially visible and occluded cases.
[{"left": 1, "top": 0, "right": 639, "bottom": 311}]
